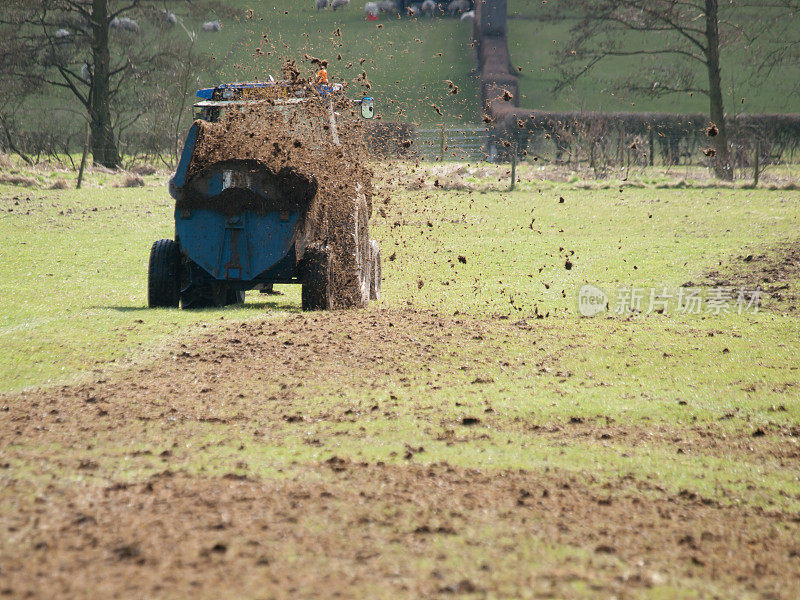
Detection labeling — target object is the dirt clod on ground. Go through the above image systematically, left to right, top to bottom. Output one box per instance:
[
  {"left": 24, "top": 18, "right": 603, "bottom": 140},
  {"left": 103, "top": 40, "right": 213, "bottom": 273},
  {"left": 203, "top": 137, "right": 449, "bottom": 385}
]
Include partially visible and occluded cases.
[{"left": 702, "top": 240, "right": 800, "bottom": 312}]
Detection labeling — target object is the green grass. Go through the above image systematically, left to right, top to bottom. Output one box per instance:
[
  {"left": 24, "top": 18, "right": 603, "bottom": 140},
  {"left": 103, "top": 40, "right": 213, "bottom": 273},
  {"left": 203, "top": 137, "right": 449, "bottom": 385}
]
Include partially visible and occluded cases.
[
  {"left": 12, "top": 0, "right": 481, "bottom": 164},
  {"left": 192, "top": 0, "right": 480, "bottom": 124},
  {"left": 507, "top": 0, "right": 800, "bottom": 114},
  {"left": 3, "top": 167, "right": 799, "bottom": 394},
  {"left": 2, "top": 168, "right": 799, "bottom": 452},
  {"left": 3, "top": 170, "right": 800, "bottom": 596},
  {"left": 0, "top": 178, "right": 302, "bottom": 390}
]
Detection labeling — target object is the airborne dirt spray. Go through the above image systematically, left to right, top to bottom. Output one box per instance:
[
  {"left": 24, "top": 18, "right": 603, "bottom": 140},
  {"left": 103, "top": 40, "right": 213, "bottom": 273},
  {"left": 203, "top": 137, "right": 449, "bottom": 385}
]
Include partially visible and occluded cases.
[{"left": 182, "top": 60, "right": 375, "bottom": 308}]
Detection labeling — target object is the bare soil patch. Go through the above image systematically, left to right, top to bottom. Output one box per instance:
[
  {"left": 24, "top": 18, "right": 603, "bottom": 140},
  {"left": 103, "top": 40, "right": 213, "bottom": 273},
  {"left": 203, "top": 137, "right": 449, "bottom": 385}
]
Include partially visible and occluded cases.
[
  {"left": 701, "top": 240, "right": 800, "bottom": 313},
  {"left": 3, "top": 310, "right": 799, "bottom": 598},
  {"left": 3, "top": 310, "right": 797, "bottom": 463},
  {"left": 4, "top": 310, "right": 502, "bottom": 437},
  {"left": 2, "top": 462, "right": 799, "bottom": 599}
]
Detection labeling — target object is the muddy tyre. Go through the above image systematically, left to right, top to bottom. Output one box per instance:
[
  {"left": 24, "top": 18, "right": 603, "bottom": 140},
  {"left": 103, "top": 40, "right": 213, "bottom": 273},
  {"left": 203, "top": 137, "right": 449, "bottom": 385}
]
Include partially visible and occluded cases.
[
  {"left": 328, "top": 194, "right": 371, "bottom": 309},
  {"left": 148, "top": 239, "right": 181, "bottom": 308},
  {"left": 369, "top": 239, "right": 381, "bottom": 301},
  {"left": 301, "top": 245, "right": 333, "bottom": 311},
  {"left": 180, "top": 259, "right": 226, "bottom": 309},
  {"left": 225, "top": 288, "right": 245, "bottom": 305}
]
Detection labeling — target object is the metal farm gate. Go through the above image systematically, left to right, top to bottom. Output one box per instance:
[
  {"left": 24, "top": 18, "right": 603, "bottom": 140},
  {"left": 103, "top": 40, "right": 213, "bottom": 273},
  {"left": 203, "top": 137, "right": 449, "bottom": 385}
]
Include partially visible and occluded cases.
[{"left": 413, "top": 125, "right": 490, "bottom": 161}]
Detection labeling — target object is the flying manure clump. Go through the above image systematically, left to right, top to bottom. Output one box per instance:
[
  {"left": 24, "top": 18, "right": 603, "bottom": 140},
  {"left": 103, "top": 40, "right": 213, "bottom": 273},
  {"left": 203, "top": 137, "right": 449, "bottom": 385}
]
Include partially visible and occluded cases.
[{"left": 184, "top": 65, "right": 375, "bottom": 308}]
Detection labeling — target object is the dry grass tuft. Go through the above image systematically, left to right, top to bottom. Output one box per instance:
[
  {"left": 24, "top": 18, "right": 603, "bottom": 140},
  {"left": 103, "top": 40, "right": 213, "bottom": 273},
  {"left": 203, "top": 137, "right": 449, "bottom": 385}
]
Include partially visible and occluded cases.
[
  {"left": 129, "top": 164, "right": 157, "bottom": 176},
  {"left": 0, "top": 173, "right": 38, "bottom": 187},
  {"left": 119, "top": 173, "right": 145, "bottom": 188}
]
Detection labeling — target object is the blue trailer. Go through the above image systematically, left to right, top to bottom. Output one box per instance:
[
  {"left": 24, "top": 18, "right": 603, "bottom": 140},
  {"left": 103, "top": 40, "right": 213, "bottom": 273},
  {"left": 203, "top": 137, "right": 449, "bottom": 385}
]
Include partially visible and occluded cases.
[{"left": 147, "top": 81, "right": 380, "bottom": 310}]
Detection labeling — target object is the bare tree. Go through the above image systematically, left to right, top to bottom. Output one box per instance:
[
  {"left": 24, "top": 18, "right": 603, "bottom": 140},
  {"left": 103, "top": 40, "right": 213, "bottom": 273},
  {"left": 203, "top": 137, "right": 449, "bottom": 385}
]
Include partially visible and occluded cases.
[
  {"left": 552, "top": 0, "right": 800, "bottom": 180},
  {"left": 0, "top": 1, "right": 211, "bottom": 168},
  {"left": 0, "top": 67, "right": 36, "bottom": 165}
]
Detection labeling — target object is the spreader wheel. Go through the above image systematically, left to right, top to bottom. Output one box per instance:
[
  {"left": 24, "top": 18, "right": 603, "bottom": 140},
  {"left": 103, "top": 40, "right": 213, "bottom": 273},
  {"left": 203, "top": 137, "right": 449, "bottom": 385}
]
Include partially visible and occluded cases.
[
  {"left": 326, "top": 193, "right": 371, "bottom": 309},
  {"left": 148, "top": 239, "right": 181, "bottom": 308},
  {"left": 369, "top": 239, "right": 381, "bottom": 301},
  {"left": 301, "top": 245, "right": 333, "bottom": 311},
  {"left": 180, "top": 258, "right": 226, "bottom": 309},
  {"left": 226, "top": 288, "right": 245, "bottom": 305}
]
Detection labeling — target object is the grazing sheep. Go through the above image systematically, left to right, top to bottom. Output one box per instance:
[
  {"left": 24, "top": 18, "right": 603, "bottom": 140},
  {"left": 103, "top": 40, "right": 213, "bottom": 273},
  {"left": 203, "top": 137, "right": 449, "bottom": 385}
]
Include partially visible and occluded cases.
[
  {"left": 316, "top": 0, "right": 329, "bottom": 10},
  {"left": 331, "top": 0, "right": 350, "bottom": 9},
  {"left": 377, "top": 0, "right": 396, "bottom": 10},
  {"left": 447, "top": 0, "right": 468, "bottom": 14},
  {"left": 365, "top": 2, "right": 379, "bottom": 15},
  {"left": 160, "top": 9, "right": 178, "bottom": 26},
  {"left": 460, "top": 9, "right": 474, "bottom": 21},
  {"left": 70, "top": 13, "right": 88, "bottom": 31},
  {"left": 110, "top": 16, "right": 139, "bottom": 33},
  {"left": 123, "top": 17, "right": 140, "bottom": 32},
  {"left": 201, "top": 20, "right": 221, "bottom": 32},
  {"left": 54, "top": 28, "right": 71, "bottom": 40}
]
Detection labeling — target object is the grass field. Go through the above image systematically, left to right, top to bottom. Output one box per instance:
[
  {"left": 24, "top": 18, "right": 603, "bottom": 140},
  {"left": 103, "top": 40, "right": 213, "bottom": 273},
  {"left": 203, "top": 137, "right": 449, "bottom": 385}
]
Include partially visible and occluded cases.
[
  {"left": 15, "top": 0, "right": 481, "bottom": 164},
  {"left": 18, "top": 0, "right": 800, "bottom": 158},
  {"left": 180, "top": 0, "right": 800, "bottom": 118},
  {"left": 194, "top": 0, "right": 481, "bottom": 124},
  {"left": 507, "top": 0, "right": 800, "bottom": 114},
  {"left": 25, "top": 1, "right": 481, "bottom": 133},
  {"left": 1, "top": 164, "right": 799, "bottom": 597}
]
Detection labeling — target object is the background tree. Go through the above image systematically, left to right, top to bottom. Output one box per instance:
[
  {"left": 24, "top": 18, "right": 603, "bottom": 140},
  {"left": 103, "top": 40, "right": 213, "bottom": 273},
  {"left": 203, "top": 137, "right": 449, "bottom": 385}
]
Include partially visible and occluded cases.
[
  {"left": 0, "top": 0, "right": 215, "bottom": 168},
  {"left": 551, "top": 0, "right": 800, "bottom": 180}
]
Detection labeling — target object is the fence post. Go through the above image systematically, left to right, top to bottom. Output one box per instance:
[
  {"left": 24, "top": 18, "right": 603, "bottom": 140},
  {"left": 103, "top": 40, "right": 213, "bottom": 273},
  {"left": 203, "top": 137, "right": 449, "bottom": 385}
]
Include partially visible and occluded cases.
[
  {"left": 76, "top": 121, "right": 90, "bottom": 190},
  {"left": 439, "top": 123, "right": 446, "bottom": 162},
  {"left": 510, "top": 137, "right": 517, "bottom": 191},
  {"left": 752, "top": 140, "right": 760, "bottom": 187}
]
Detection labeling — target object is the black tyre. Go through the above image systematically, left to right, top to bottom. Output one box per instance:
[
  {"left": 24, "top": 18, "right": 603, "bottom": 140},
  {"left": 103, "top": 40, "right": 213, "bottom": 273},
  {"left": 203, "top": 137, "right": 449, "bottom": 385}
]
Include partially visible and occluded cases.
[
  {"left": 327, "top": 194, "right": 371, "bottom": 309},
  {"left": 148, "top": 239, "right": 180, "bottom": 308},
  {"left": 369, "top": 239, "right": 381, "bottom": 301},
  {"left": 301, "top": 245, "right": 333, "bottom": 311},
  {"left": 180, "top": 259, "right": 226, "bottom": 309},
  {"left": 226, "top": 288, "right": 245, "bottom": 305}
]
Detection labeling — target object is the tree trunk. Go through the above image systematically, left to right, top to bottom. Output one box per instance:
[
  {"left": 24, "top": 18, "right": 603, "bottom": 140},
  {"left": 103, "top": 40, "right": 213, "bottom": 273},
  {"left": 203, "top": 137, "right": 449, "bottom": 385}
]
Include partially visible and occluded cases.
[
  {"left": 89, "top": 0, "right": 119, "bottom": 168},
  {"left": 704, "top": 0, "right": 732, "bottom": 180},
  {"left": 752, "top": 140, "right": 760, "bottom": 187}
]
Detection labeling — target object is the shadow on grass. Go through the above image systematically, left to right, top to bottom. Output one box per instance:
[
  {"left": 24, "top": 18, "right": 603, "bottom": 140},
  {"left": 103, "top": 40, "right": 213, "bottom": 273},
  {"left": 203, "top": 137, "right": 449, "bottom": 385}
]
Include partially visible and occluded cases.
[
  {"left": 92, "top": 299, "right": 302, "bottom": 313},
  {"left": 239, "top": 300, "right": 301, "bottom": 312}
]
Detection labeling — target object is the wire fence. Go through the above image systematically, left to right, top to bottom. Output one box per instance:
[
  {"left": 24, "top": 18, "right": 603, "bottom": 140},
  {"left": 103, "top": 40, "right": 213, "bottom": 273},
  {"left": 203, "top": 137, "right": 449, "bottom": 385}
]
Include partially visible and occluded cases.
[
  {"left": 401, "top": 124, "right": 798, "bottom": 175},
  {"left": 413, "top": 125, "right": 490, "bottom": 161}
]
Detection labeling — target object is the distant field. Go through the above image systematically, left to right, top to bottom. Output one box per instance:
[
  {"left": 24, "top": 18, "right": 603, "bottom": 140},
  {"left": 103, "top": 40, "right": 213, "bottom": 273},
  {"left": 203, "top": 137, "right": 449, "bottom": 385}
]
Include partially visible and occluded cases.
[
  {"left": 15, "top": 0, "right": 481, "bottom": 158},
  {"left": 20, "top": 0, "right": 800, "bottom": 158},
  {"left": 188, "top": 0, "right": 481, "bottom": 125},
  {"left": 507, "top": 0, "right": 800, "bottom": 114}
]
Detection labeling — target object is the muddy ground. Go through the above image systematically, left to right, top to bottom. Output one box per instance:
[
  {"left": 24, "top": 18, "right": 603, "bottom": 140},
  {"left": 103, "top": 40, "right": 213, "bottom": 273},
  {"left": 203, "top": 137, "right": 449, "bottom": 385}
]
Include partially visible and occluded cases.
[
  {"left": 701, "top": 240, "right": 800, "bottom": 314},
  {"left": 2, "top": 309, "right": 799, "bottom": 599},
  {"left": 3, "top": 461, "right": 799, "bottom": 599}
]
